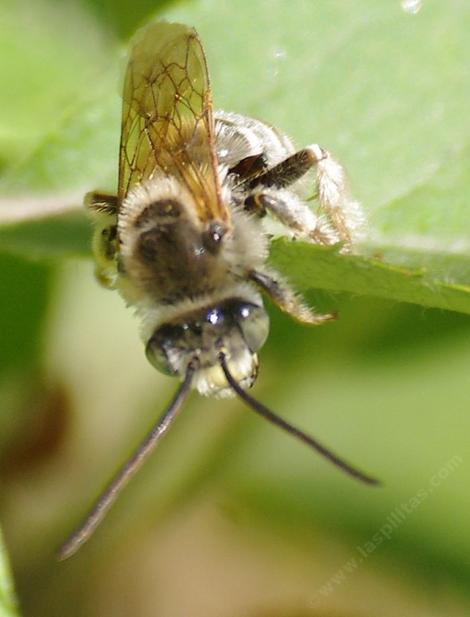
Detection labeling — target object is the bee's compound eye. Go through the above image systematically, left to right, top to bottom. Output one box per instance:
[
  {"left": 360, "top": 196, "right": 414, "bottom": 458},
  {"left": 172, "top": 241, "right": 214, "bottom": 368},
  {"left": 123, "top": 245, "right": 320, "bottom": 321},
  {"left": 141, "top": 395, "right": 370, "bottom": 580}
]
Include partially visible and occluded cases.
[
  {"left": 235, "top": 303, "right": 270, "bottom": 353},
  {"left": 205, "top": 307, "right": 223, "bottom": 326},
  {"left": 145, "top": 326, "right": 182, "bottom": 376}
]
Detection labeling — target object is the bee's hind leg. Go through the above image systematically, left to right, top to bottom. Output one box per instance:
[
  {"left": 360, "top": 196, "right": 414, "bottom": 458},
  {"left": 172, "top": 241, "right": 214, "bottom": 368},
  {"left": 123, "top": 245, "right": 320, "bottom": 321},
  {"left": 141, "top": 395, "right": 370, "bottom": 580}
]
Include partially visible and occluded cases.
[
  {"left": 244, "top": 145, "right": 365, "bottom": 251},
  {"left": 308, "top": 145, "right": 365, "bottom": 250},
  {"left": 245, "top": 147, "right": 320, "bottom": 191},
  {"left": 85, "top": 192, "right": 119, "bottom": 289},
  {"left": 248, "top": 268, "right": 335, "bottom": 325}
]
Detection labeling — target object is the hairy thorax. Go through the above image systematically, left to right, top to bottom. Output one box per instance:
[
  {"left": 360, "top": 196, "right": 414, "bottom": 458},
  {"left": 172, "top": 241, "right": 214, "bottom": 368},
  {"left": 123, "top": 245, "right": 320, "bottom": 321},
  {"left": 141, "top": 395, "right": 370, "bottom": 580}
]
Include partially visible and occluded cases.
[{"left": 116, "top": 175, "right": 267, "bottom": 309}]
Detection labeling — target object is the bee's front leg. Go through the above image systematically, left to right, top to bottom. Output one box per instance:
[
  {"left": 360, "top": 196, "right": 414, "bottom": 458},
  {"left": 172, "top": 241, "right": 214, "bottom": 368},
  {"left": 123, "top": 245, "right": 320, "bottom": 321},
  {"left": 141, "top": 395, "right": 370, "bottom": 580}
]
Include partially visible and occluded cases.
[
  {"left": 85, "top": 192, "right": 119, "bottom": 289},
  {"left": 248, "top": 268, "right": 335, "bottom": 325}
]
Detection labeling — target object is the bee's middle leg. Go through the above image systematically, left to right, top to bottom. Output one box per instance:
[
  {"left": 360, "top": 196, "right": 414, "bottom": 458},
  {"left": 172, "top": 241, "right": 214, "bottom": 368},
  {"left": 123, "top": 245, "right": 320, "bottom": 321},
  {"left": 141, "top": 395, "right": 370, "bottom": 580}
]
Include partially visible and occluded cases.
[
  {"left": 244, "top": 190, "right": 336, "bottom": 246},
  {"left": 85, "top": 192, "right": 119, "bottom": 288},
  {"left": 85, "top": 192, "right": 118, "bottom": 216}
]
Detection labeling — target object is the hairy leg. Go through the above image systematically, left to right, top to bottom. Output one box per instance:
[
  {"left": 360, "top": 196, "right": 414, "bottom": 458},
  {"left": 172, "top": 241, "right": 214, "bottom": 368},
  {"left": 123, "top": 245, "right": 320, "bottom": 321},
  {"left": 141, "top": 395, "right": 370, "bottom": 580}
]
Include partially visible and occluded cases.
[
  {"left": 244, "top": 145, "right": 365, "bottom": 251},
  {"left": 310, "top": 145, "right": 365, "bottom": 250},
  {"left": 244, "top": 147, "right": 320, "bottom": 190},
  {"left": 245, "top": 190, "right": 337, "bottom": 245},
  {"left": 85, "top": 192, "right": 119, "bottom": 288},
  {"left": 249, "top": 268, "right": 335, "bottom": 325}
]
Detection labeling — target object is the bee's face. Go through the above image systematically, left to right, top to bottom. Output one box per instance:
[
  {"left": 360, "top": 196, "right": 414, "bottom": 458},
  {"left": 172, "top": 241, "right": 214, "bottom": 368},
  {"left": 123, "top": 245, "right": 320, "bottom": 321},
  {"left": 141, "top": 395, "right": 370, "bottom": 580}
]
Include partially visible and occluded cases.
[{"left": 145, "top": 299, "right": 269, "bottom": 396}]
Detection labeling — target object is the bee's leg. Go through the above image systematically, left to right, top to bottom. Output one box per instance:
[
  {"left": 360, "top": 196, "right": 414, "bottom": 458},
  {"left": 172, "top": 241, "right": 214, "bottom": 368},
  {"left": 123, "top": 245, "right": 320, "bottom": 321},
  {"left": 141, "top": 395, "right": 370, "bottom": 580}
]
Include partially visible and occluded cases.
[
  {"left": 246, "top": 145, "right": 365, "bottom": 251},
  {"left": 307, "top": 145, "right": 365, "bottom": 250},
  {"left": 246, "top": 147, "right": 320, "bottom": 191},
  {"left": 244, "top": 190, "right": 337, "bottom": 246},
  {"left": 85, "top": 191, "right": 118, "bottom": 216},
  {"left": 85, "top": 192, "right": 119, "bottom": 289},
  {"left": 248, "top": 269, "right": 335, "bottom": 325}
]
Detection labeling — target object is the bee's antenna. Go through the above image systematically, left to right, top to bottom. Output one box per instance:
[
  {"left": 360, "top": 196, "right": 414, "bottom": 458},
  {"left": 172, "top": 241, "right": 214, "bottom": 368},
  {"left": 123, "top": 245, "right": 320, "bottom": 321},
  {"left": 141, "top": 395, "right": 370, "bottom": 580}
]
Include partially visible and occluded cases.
[
  {"left": 219, "top": 353, "right": 379, "bottom": 486},
  {"left": 57, "top": 362, "right": 196, "bottom": 561}
]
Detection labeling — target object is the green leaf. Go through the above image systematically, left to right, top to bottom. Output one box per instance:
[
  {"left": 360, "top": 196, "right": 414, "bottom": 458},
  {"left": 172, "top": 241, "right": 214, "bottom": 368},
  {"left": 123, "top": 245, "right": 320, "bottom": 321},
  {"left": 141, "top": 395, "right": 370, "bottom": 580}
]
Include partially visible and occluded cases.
[
  {"left": 0, "top": 0, "right": 116, "bottom": 167},
  {"left": 1, "top": 0, "right": 469, "bottom": 315},
  {"left": 82, "top": 0, "right": 177, "bottom": 40},
  {"left": 0, "top": 210, "right": 90, "bottom": 260},
  {"left": 271, "top": 239, "right": 470, "bottom": 315},
  {"left": 0, "top": 254, "right": 52, "bottom": 374},
  {"left": 0, "top": 529, "right": 19, "bottom": 617}
]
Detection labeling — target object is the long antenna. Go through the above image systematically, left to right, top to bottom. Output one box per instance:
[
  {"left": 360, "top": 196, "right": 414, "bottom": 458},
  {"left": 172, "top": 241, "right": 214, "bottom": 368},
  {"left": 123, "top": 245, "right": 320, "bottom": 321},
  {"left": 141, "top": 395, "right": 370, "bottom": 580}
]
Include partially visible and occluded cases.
[
  {"left": 219, "top": 353, "right": 379, "bottom": 486},
  {"left": 57, "top": 363, "right": 195, "bottom": 561}
]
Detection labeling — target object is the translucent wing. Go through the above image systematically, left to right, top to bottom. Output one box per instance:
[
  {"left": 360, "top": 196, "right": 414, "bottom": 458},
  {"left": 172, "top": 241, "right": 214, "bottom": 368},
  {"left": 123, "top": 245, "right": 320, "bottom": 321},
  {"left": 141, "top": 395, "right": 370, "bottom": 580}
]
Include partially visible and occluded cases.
[{"left": 118, "top": 22, "right": 228, "bottom": 223}]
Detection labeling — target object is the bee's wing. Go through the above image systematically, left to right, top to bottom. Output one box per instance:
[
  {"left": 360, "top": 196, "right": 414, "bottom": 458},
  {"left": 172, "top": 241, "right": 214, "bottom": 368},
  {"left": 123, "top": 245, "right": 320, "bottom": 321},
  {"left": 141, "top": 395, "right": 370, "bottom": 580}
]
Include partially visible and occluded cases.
[{"left": 118, "top": 22, "right": 228, "bottom": 223}]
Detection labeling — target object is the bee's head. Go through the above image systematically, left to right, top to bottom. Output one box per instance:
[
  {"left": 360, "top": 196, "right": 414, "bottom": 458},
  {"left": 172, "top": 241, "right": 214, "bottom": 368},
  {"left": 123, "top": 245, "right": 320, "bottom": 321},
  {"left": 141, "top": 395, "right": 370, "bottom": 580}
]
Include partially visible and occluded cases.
[{"left": 145, "top": 298, "right": 269, "bottom": 396}]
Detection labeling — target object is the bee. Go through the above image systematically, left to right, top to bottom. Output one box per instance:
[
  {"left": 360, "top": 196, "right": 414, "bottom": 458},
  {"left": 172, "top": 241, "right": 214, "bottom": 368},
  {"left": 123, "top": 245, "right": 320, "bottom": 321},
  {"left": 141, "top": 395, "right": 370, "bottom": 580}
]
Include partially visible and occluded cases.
[{"left": 58, "top": 21, "right": 376, "bottom": 560}]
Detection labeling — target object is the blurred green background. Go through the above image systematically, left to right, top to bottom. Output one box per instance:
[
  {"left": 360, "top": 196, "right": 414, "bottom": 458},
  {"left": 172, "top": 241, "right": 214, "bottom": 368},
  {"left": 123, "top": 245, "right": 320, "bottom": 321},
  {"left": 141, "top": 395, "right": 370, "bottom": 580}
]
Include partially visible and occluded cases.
[{"left": 1, "top": 1, "right": 470, "bottom": 616}]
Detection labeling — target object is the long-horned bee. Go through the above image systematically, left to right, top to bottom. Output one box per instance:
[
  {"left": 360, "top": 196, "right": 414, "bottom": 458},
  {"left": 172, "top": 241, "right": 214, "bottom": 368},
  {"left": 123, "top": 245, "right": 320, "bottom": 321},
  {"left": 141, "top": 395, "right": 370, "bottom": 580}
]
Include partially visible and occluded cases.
[{"left": 58, "top": 21, "right": 376, "bottom": 560}]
